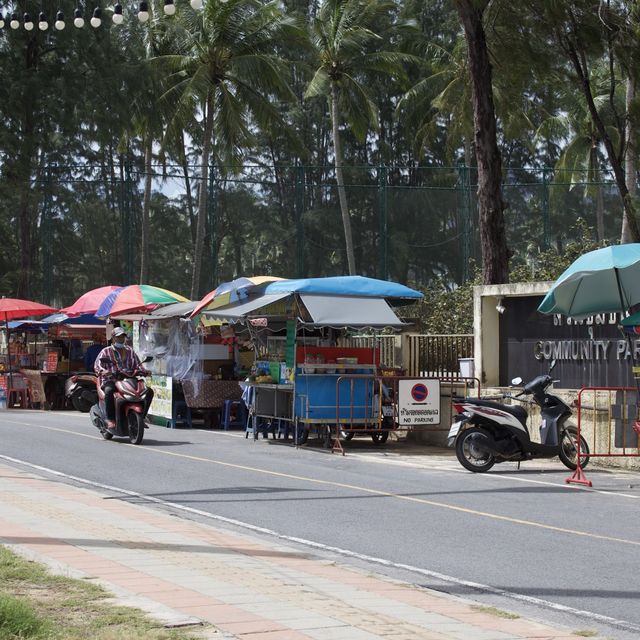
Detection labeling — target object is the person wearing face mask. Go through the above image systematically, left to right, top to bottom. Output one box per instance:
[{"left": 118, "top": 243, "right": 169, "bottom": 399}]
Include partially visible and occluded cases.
[{"left": 94, "top": 327, "right": 149, "bottom": 429}]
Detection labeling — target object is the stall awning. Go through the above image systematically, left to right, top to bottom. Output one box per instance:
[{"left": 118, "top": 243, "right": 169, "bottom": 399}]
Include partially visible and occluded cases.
[
  {"left": 202, "top": 293, "right": 291, "bottom": 321},
  {"left": 298, "top": 294, "right": 405, "bottom": 329},
  {"left": 149, "top": 301, "right": 198, "bottom": 318}
]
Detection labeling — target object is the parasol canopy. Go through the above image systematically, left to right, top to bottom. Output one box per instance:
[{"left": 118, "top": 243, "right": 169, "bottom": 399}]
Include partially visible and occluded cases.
[
  {"left": 538, "top": 244, "right": 640, "bottom": 319},
  {"left": 191, "top": 276, "right": 285, "bottom": 317},
  {"left": 61, "top": 285, "right": 121, "bottom": 316},
  {"left": 96, "top": 285, "right": 188, "bottom": 318},
  {"left": 0, "top": 298, "right": 58, "bottom": 321}
]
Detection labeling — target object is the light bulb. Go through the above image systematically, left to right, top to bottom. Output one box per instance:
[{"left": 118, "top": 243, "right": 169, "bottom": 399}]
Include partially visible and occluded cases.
[
  {"left": 163, "top": 0, "right": 175, "bottom": 15},
  {"left": 190, "top": 0, "right": 203, "bottom": 9},
  {"left": 137, "top": 1, "right": 149, "bottom": 22},
  {"left": 112, "top": 3, "right": 123, "bottom": 24},
  {"left": 90, "top": 7, "right": 101, "bottom": 27},
  {"left": 73, "top": 8, "right": 84, "bottom": 27},
  {"left": 55, "top": 10, "right": 65, "bottom": 29},
  {"left": 10, "top": 12, "right": 18, "bottom": 28},
  {"left": 24, "top": 12, "right": 34, "bottom": 30},
  {"left": 38, "top": 12, "right": 48, "bottom": 30},
  {"left": 0, "top": 14, "right": 5, "bottom": 28}
]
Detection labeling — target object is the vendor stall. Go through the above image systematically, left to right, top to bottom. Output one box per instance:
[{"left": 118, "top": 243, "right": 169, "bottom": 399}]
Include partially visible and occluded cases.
[
  {"left": 200, "top": 276, "right": 423, "bottom": 448},
  {"left": 131, "top": 301, "right": 249, "bottom": 428},
  {"left": 2, "top": 313, "right": 106, "bottom": 409}
]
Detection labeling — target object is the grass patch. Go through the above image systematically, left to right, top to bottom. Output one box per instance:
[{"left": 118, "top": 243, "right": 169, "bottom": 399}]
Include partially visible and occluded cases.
[
  {"left": 0, "top": 546, "right": 210, "bottom": 640},
  {"left": 470, "top": 605, "right": 520, "bottom": 619},
  {"left": 572, "top": 631, "right": 597, "bottom": 637}
]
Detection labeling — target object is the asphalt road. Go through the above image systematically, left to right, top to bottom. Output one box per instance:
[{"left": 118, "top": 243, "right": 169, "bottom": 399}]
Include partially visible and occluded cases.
[{"left": 2, "top": 409, "right": 640, "bottom": 639}]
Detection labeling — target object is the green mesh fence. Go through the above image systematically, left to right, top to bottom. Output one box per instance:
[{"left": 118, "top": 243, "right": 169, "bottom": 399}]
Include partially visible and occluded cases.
[{"left": 31, "top": 164, "right": 625, "bottom": 305}]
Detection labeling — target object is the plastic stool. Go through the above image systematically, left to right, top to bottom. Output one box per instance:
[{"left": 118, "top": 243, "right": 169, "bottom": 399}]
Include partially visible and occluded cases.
[
  {"left": 222, "top": 399, "right": 247, "bottom": 430},
  {"left": 167, "top": 400, "right": 192, "bottom": 429}
]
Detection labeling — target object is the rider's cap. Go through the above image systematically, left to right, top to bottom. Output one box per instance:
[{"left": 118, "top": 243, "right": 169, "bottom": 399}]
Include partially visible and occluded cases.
[{"left": 112, "top": 327, "right": 127, "bottom": 337}]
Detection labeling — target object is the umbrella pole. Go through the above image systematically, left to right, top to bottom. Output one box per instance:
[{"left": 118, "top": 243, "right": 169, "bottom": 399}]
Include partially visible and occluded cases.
[
  {"left": 614, "top": 268, "right": 640, "bottom": 396},
  {"left": 4, "top": 311, "right": 13, "bottom": 394}
]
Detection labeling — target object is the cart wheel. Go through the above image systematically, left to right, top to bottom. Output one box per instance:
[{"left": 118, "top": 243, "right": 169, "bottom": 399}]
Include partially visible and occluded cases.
[
  {"left": 320, "top": 425, "right": 334, "bottom": 449},
  {"left": 371, "top": 431, "right": 389, "bottom": 444}
]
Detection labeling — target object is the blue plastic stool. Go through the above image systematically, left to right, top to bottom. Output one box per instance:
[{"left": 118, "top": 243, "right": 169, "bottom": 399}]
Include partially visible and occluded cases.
[
  {"left": 222, "top": 399, "right": 247, "bottom": 430},
  {"left": 166, "top": 400, "right": 192, "bottom": 429}
]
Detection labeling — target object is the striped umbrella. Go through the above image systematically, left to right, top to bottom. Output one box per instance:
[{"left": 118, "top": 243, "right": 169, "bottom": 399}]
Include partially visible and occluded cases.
[
  {"left": 191, "top": 276, "right": 285, "bottom": 318},
  {"left": 61, "top": 285, "right": 122, "bottom": 317},
  {"left": 96, "top": 285, "right": 188, "bottom": 318}
]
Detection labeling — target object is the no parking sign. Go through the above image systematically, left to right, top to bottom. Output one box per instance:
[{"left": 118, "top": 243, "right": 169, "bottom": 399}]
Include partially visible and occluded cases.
[{"left": 397, "top": 379, "right": 441, "bottom": 425}]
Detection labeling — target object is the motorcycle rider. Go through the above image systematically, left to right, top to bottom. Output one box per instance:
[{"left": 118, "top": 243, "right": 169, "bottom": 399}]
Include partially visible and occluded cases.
[{"left": 94, "top": 327, "right": 150, "bottom": 429}]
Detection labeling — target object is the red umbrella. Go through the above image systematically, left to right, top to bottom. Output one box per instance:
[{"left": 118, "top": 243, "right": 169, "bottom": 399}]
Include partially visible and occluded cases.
[
  {"left": 60, "top": 285, "right": 121, "bottom": 317},
  {"left": 0, "top": 298, "right": 58, "bottom": 321},
  {"left": 0, "top": 298, "right": 58, "bottom": 387}
]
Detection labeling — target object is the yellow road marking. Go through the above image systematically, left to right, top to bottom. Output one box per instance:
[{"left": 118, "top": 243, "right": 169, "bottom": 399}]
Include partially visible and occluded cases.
[{"left": 3, "top": 417, "right": 640, "bottom": 547}]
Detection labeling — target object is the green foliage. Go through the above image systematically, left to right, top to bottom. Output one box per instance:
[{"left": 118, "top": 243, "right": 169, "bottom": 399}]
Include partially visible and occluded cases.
[
  {"left": 0, "top": 0, "right": 637, "bottom": 302},
  {"left": 417, "top": 219, "right": 604, "bottom": 334},
  {"left": 0, "top": 593, "right": 49, "bottom": 639}
]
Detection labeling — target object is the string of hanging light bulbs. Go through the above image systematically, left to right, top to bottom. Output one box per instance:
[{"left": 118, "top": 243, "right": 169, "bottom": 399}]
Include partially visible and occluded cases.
[{"left": 0, "top": 0, "right": 203, "bottom": 30}]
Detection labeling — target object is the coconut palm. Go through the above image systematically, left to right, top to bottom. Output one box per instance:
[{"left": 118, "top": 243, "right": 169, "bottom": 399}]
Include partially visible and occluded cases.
[
  {"left": 156, "top": 0, "right": 302, "bottom": 298},
  {"left": 305, "top": 0, "right": 409, "bottom": 276}
]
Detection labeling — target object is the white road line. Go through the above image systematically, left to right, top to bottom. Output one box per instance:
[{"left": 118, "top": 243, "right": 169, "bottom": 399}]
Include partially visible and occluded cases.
[{"left": 1, "top": 453, "right": 639, "bottom": 636}]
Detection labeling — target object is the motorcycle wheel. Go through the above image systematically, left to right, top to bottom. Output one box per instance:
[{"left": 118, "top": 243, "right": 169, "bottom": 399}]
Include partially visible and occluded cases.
[
  {"left": 71, "top": 392, "right": 93, "bottom": 413},
  {"left": 127, "top": 412, "right": 145, "bottom": 445},
  {"left": 559, "top": 425, "right": 590, "bottom": 470},
  {"left": 455, "top": 426, "right": 496, "bottom": 473}
]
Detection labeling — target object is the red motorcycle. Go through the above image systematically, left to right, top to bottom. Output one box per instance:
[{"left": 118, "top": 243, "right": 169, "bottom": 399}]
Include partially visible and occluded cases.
[{"left": 89, "top": 356, "right": 154, "bottom": 445}]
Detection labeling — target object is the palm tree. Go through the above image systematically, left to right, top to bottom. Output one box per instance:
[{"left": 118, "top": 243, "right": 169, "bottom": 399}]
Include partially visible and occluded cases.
[
  {"left": 156, "top": 0, "right": 302, "bottom": 298},
  {"left": 305, "top": 0, "right": 407, "bottom": 276},
  {"left": 535, "top": 93, "right": 616, "bottom": 243}
]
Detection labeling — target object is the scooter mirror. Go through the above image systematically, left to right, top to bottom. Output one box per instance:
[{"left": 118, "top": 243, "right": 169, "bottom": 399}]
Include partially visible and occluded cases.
[
  {"left": 142, "top": 355, "right": 153, "bottom": 363},
  {"left": 549, "top": 358, "right": 557, "bottom": 373},
  {"left": 511, "top": 377, "right": 523, "bottom": 386}
]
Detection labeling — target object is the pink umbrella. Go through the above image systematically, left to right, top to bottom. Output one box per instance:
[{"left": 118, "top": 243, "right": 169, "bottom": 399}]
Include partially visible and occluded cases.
[{"left": 61, "top": 285, "right": 122, "bottom": 317}]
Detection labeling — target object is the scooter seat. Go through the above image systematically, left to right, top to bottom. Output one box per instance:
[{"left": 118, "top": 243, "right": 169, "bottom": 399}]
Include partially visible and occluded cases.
[{"left": 465, "top": 399, "right": 528, "bottom": 425}]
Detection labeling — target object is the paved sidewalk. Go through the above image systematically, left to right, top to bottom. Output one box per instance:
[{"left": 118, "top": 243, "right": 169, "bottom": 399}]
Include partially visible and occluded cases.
[{"left": 0, "top": 461, "right": 586, "bottom": 640}]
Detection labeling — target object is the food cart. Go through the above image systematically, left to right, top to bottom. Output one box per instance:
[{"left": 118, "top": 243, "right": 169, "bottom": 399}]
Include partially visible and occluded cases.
[{"left": 200, "top": 276, "right": 423, "bottom": 449}]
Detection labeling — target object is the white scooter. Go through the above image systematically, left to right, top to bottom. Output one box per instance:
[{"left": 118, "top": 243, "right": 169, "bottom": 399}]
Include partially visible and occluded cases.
[{"left": 447, "top": 360, "right": 589, "bottom": 472}]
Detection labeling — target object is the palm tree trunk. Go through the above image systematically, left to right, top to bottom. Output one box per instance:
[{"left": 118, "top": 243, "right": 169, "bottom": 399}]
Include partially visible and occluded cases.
[
  {"left": 455, "top": 0, "right": 509, "bottom": 285},
  {"left": 564, "top": 36, "right": 640, "bottom": 243},
  {"left": 622, "top": 75, "right": 636, "bottom": 243},
  {"left": 330, "top": 82, "right": 356, "bottom": 275},
  {"left": 191, "top": 91, "right": 215, "bottom": 299},
  {"left": 180, "top": 131, "right": 197, "bottom": 248},
  {"left": 139, "top": 137, "right": 153, "bottom": 283}
]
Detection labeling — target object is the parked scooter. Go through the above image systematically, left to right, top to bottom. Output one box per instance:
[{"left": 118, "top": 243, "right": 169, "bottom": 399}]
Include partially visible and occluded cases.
[
  {"left": 89, "top": 356, "right": 154, "bottom": 445},
  {"left": 447, "top": 360, "right": 589, "bottom": 472},
  {"left": 65, "top": 373, "right": 98, "bottom": 413}
]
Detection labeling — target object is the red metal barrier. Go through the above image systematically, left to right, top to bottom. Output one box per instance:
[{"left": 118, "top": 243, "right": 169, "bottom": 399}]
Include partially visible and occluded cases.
[{"left": 567, "top": 386, "right": 640, "bottom": 487}]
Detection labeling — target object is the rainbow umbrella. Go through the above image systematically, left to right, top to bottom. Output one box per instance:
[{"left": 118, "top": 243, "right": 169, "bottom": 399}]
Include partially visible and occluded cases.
[
  {"left": 191, "top": 276, "right": 285, "bottom": 318},
  {"left": 61, "top": 285, "right": 122, "bottom": 317},
  {"left": 96, "top": 285, "right": 188, "bottom": 318}
]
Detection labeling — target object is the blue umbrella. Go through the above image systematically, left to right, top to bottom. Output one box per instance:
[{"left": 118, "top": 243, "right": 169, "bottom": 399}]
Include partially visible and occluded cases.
[{"left": 538, "top": 244, "right": 640, "bottom": 319}]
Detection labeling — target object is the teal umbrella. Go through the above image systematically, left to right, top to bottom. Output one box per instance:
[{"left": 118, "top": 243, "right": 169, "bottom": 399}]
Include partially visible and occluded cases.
[{"left": 538, "top": 244, "right": 640, "bottom": 319}]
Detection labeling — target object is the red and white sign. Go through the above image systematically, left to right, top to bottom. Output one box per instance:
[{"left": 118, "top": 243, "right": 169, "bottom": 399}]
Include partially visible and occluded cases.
[{"left": 398, "top": 379, "right": 440, "bottom": 425}]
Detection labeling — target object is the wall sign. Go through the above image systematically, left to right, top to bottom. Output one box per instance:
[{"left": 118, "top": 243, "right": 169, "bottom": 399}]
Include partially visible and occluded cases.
[
  {"left": 499, "top": 296, "right": 637, "bottom": 388},
  {"left": 398, "top": 379, "right": 441, "bottom": 425}
]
